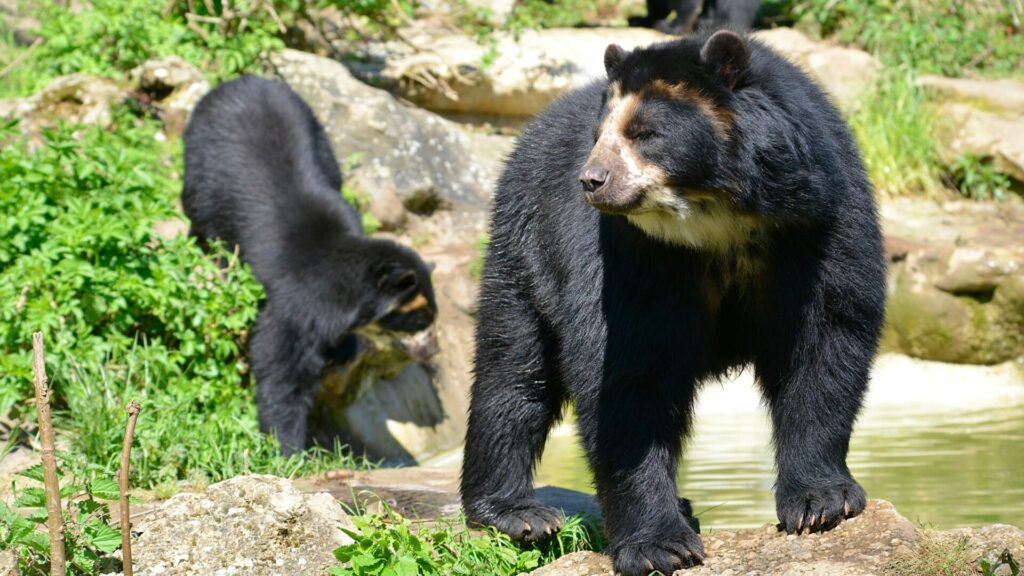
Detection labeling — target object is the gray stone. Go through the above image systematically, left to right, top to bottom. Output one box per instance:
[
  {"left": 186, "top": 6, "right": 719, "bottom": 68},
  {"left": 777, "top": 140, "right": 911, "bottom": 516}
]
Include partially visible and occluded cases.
[
  {"left": 345, "top": 26, "right": 668, "bottom": 118},
  {"left": 753, "top": 27, "right": 880, "bottom": 112},
  {"left": 269, "top": 48, "right": 507, "bottom": 228},
  {"left": 130, "top": 56, "right": 210, "bottom": 136},
  {"left": 1, "top": 73, "right": 124, "bottom": 134},
  {"left": 932, "top": 101, "right": 1024, "bottom": 183},
  {"left": 881, "top": 198, "right": 1024, "bottom": 364},
  {"left": 105, "top": 475, "right": 353, "bottom": 576}
]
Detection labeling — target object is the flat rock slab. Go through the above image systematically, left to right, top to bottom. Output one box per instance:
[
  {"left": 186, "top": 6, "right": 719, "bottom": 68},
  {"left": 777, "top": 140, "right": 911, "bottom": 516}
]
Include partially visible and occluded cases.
[{"left": 297, "top": 467, "right": 602, "bottom": 521}]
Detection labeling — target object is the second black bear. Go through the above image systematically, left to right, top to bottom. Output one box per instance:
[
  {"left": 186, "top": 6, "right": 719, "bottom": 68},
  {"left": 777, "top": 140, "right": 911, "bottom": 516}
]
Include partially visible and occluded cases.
[
  {"left": 629, "top": 0, "right": 761, "bottom": 34},
  {"left": 461, "top": 31, "right": 885, "bottom": 575},
  {"left": 183, "top": 76, "right": 437, "bottom": 455}
]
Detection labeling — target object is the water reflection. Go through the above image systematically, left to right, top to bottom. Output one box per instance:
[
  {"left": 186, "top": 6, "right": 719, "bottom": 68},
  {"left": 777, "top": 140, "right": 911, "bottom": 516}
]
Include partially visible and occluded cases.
[{"left": 535, "top": 354, "right": 1024, "bottom": 530}]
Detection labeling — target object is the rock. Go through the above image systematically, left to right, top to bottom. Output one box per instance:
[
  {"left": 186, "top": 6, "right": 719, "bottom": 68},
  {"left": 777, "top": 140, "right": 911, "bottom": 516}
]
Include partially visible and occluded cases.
[
  {"left": 0, "top": 0, "right": 40, "bottom": 45},
  {"left": 343, "top": 26, "right": 876, "bottom": 119},
  {"left": 344, "top": 26, "right": 668, "bottom": 118},
  {"left": 752, "top": 28, "right": 880, "bottom": 111},
  {"left": 270, "top": 48, "right": 507, "bottom": 227},
  {"left": 130, "top": 56, "right": 210, "bottom": 137},
  {"left": 0, "top": 74, "right": 124, "bottom": 134},
  {"left": 917, "top": 75, "right": 1024, "bottom": 114},
  {"left": 931, "top": 101, "right": 1024, "bottom": 183},
  {"left": 881, "top": 198, "right": 1024, "bottom": 364},
  {"left": 310, "top": 213, "right": 484, "bottom": 463},
  {"left": 296, "top": 466, "right": 603, "bottom": 522},
  {"left": 106, "top": 475, "right": 353, "bottom": 576},
  {"left": 530, "top": 501, "right": 1023, "bottom": 576},
  {"left": 527, "top": 551, "right": 612, "bottom": 576}
]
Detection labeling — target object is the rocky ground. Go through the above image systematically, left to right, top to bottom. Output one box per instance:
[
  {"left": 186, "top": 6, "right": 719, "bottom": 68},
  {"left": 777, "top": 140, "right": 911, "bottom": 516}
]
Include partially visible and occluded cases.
[
  {"left": 2, "top": 2, "right": 1024, "bottom": 574},
  {"left": 74, "top": 472, "right": 1021, "bottom": 576}
]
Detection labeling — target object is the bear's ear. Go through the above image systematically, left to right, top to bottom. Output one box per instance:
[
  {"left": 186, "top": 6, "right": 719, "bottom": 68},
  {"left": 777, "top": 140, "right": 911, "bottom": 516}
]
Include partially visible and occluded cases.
[
  {"left": 700, "top": 30, "right": 749, "bottom": 90},
  {"left": 604, "top": 44, "right": 629, "bottom": 78},
  {"left": 373, "top": 261, "right": 418, "bottom": 295}
]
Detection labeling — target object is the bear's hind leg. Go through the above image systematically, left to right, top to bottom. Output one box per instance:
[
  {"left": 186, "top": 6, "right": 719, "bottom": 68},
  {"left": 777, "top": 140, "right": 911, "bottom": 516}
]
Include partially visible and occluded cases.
[
  {"left": 461, "top": 289, "right": 566, "bottom": 543},
  {"left": 251, "top": 308, "right": 324, "bottom": 456}
]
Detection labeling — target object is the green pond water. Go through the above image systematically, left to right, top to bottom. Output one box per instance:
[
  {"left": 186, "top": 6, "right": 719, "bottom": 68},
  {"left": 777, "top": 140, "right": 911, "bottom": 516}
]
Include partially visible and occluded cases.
[{"left": 534, "top": 355, "right": 1024, "bottom": 531}]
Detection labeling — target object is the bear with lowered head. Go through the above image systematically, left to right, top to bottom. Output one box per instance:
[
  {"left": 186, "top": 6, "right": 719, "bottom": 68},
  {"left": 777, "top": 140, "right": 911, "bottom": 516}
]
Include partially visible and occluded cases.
[
  {"left": 460, "top": 30, "right": 885, "bottom": 575},
  {"left": 182, "top": 76, "right": 437, "bottom": 455}
]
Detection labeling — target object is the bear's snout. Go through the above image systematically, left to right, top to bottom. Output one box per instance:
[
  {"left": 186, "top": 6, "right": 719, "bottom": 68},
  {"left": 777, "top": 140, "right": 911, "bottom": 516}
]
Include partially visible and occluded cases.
[{"left": 580, "top": 165, "right": 610, "bottom": 193}]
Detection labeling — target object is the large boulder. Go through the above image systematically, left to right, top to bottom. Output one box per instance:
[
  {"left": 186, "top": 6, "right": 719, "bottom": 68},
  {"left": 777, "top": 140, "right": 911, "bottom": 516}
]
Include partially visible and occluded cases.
[
  {"left": 343, "top": 26, "right": 878, "bottom": 119},
  {"left": 344, "top": 26, "right": 668, "bottom": 118},
  {"left": 752, "top": 27, "right": 880, "bottom": 111},
  {"left": 270, "top": 48, "right": 509, "bottom": 229},
  {"left": 0, "top": 73, "right": 124, "bottom": 134},
  {"left": 917, "top": 75, "right": 1024, "bottom": 183},
  {"left": 881, "top": 198, "right": 1024, "bottom": 364},
  {"left": 308, "top": 211, "right": 484, "bottom": 463},
  {"left": 104, "top": 475, "right": 353, "bottom": 576}
]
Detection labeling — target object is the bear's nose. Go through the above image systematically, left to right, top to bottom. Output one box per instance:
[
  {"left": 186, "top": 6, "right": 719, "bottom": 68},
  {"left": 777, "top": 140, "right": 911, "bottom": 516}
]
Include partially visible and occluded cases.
[{"left": 579, "top": 166, "right": 610, "bottom": 193}]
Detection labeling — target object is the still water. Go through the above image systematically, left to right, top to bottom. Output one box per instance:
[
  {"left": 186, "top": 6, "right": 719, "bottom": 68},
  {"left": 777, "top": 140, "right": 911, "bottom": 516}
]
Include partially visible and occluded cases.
[{"left": 535, "top": 354, "right": 1024, "bottom": 530}]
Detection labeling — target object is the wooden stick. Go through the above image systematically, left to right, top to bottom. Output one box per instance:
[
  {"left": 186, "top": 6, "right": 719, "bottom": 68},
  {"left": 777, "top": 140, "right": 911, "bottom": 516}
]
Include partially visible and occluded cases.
[
  {"left": 0, "top": 37, "right": 44, "bottom": 81},
  {"left": 31, "top": 333, "right": 65, "bottom": 576},
  {"left": 119, "top": 401, "right": 141, "bottom": 576}
]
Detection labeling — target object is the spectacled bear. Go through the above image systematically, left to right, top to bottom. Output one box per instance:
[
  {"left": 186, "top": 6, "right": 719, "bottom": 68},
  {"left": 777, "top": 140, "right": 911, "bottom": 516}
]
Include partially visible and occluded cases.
[
  {"left": 629, "top": 0, "right": 761, "bottom": 35},
  {"left": 460, "top": 30, "right": 885, "bottom": 575},
  {"left": 182, "top": 76, "right": 437, "bottom": 455}
]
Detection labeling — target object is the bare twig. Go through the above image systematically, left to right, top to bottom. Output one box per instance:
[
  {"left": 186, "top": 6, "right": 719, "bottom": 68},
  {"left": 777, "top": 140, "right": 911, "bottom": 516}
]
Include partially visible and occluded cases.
[
  {"left": 0, "top": 37, "right": 44, "bottom": 81},
  {"left": 31, "top": 333, "right": 65, "bottom": 576},
  {"left": 119, "top": 401, "right": 141, "bottom": 576}
]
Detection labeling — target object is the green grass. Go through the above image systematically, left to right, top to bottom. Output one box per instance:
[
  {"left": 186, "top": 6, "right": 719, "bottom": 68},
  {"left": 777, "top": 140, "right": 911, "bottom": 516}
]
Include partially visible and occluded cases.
[
  {"left": 791, "top": 0, "right": 1024, "bottom": 77},
  {"left": 847, "top": 69, "right": 945, "bottom": 198},
  {"left": 331, "top": 502, "right": 604, "bottom": 576}
]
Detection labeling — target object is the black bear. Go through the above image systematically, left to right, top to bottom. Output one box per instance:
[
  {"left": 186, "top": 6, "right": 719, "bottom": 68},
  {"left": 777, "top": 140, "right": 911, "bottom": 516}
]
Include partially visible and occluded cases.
[
  {"left": 629, "top": 0, "right": 762, "bottom": 35},
  {"left": 461, "top": 30, "right": 885, "bottom": 576},
  {"left": 182, "top": 76, "right": 437, "bottom": 455}
]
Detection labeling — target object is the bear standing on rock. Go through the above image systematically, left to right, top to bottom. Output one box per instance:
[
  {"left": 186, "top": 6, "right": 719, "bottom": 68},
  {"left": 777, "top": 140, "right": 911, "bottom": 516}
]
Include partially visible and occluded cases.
[{"left": 460, "top": 30, "right": 885, "bottom": 575}]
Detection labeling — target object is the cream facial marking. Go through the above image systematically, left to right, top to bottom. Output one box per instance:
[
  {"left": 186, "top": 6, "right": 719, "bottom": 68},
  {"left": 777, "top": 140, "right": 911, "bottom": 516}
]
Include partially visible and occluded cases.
[
  {"left": 588, "top": 83, "right": 755, "bottom": 250},
  {"left": 397, "top": 292, "right": 429, "bottom": 313}
]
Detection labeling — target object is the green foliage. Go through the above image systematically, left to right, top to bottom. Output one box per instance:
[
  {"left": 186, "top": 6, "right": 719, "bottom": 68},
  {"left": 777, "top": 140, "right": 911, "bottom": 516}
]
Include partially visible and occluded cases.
[
  {"left": 791, "top": 0, "right": 1024, "bottom": 76},
  {"left": 847, "top": 69, "right": 944, "bottom": 197},
  {"left": 0, "top": 114, "right": 367, "bottom": 486},
  {"left": 949, "top": 154, "right": 1012, "bottom": 201},
  {"left": 0, "top": 465, "right": 122, "bottom": 575},
  {"left": 331, "top": 504, "right": 603, "bottom": 576},
  {"left": 887, "top": 532, "right": 975, "bottom": 576},
  {"left": 981, "top": 550, "right": 1021, "bottom": 576}
]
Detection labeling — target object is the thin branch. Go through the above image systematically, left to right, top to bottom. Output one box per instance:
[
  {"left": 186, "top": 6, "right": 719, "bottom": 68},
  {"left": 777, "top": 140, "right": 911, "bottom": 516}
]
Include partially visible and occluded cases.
[
  {"left": 0, "top": 37, "right": 44, "bottom": 81},
  {"left": 31, "top": 333, "right": 65, "bottom": 576},
  {"left": 119, "top": 400, "right": 141, "bottom": 576}
]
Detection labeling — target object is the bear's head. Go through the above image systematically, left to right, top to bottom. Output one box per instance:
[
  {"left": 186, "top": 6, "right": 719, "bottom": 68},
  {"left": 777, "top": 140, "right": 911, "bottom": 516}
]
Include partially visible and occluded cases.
[
  {"left": 580, "top": 30, "right": 756, "bottom": 248},
  {"left": 350, "top": 239, "right": 438, "bottom": 360}
]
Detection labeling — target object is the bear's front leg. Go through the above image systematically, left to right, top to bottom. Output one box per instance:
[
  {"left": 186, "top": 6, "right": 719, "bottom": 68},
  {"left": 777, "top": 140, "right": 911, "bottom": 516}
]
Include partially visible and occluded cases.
[
  {"left": 756, "top": 258, "right": 881, "bottom": 535},
  {"left": 460, "top": 283, "right": 567, "bottom": 543},
  {"left": 578, "top": 383, "right": 704, "bottom": 576}
]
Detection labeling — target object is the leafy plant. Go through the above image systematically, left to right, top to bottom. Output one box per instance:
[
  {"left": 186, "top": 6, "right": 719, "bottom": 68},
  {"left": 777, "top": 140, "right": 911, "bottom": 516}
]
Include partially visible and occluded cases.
[
  {"left": 949, "top": 154, "right": 1012, "bottom": 201},
  {"left": 0, "top": 464, "right": 122, "bottom": 575},
  {"left": 332, "top": 504, "right": 603, "bottom": 576}
]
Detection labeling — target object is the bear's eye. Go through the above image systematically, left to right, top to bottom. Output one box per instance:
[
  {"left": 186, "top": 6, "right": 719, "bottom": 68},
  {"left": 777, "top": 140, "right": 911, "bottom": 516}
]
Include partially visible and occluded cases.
[{"left": 631, "top": 129, "right": 659, "bottom": 141}]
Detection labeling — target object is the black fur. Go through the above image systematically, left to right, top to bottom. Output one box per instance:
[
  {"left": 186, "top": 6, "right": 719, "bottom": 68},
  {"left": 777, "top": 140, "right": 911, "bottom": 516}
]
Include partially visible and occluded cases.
[
  {"left": 629, "top": 0, "right": 761, "bottom": 34},
  {"left": 461, "top": 32, "right": 884, "bottom": 576},
  {"left": 182, "top": 76, "right": 437, "bottom": 454}
]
